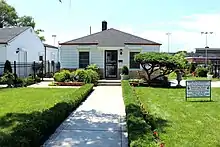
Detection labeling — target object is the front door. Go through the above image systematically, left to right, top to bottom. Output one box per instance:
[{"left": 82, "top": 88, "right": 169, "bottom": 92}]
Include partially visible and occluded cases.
[{"left": 105, "top": 50, "right": 118, "bottom": 79}]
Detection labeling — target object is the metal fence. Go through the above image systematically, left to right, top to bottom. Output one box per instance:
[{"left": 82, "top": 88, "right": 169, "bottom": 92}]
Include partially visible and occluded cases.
[{"left": 0, "top": 61, "right": 60, "bottom": 78}]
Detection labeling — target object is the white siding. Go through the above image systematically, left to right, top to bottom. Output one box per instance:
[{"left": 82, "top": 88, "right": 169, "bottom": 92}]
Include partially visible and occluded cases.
[
  {"left": 6, "top": 27, "right": 44, "bottom": 62},
  {"left": 0, "top": 44, "right": 7, "bottom": 62},
  {"left": 60, "top": 44, "right": 160, "bottom": 69},
  {"left": 60, "top": 45, "right": 78, "bottom": 68},
  {"left": 45, "top": 47, "right": 59, "bottom": 62},
  {"left": 90, "top": 47, "right": 104, "bottom": 68}
]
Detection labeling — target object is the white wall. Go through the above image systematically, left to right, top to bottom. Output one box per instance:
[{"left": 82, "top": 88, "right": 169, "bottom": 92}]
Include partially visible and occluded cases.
[
  {"left": 6, "top": 27, "right": 44, "bottom": 63},
  {"left": 0, "top": 44, "right": 7, "bottom": 63},
  {"left": 60, "top": 44, "right": 160, "bottom": 69},
  {"left": 60, "top": 45, "right": 78, "bottom": 68},
  {"left": 45, "top": 47, "right": 59, "bottom": 62}
]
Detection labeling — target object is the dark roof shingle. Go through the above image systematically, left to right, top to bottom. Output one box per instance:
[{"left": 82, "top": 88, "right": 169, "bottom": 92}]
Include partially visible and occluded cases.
[
  {"left": 0, "top": 27, "right": 30, "bottom": 44},
  {"left": 60, "top": 28, "right": 161, "bottom": 46},
  {"left": 44, "top": 43, "right": 58, "bottom": 49}
]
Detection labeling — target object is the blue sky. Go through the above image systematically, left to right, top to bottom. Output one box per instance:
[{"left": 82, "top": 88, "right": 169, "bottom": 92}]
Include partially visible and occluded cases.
[{"left": 7, "top": 0, "right": 220, "bottom": 52}]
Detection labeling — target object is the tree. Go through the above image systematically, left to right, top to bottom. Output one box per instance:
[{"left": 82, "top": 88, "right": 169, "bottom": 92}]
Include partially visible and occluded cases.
[
  {"left": 0, "top": 0, "right": 18, "bottom": 28},
  {"left": 17, "top": 15, "right": 35, "bottom": 28},
  {"left": 35, "top": 29, "right": 46, "bottom": 41},
  {"left": 135, "top": 52, "right": 187, "bottom": 82},
  {"left": 4, "top": 60, "right": 12, "bottom": 73}
]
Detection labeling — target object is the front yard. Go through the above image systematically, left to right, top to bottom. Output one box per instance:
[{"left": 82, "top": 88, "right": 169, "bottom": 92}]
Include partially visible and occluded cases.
[
  {"left": 0, "top": 85, "right": 93, "bottom": 146},
  {"left": 135, "top": 87, "right": 220, "bottom": 147}
]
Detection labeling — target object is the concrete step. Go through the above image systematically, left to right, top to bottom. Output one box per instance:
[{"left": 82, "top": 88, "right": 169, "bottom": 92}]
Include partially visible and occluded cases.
[
  {"left": 98, "top": 80, "right": 121, "bottom": 83},
  {"left": 98, "top": 82, "right": 121, "bottom": 86}
]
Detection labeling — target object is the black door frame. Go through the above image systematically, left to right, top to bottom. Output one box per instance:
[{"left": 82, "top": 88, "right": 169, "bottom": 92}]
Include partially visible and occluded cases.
[{"left": 104, "top": 50, "right": 118, "bottom": 79}]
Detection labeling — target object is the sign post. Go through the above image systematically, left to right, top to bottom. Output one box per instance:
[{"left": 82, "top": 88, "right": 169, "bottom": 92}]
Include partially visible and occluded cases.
[{"left": 185, "top": 80, "right": 211, "bottom": 101}]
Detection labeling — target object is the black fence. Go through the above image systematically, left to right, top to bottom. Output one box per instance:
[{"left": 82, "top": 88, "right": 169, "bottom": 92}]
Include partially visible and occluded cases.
[{"left": 0, "top": 61, "right": 60, "bottom": 78}]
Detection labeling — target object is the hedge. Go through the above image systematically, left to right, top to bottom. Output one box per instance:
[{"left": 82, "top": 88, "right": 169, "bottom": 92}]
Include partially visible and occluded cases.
[
  {"left": 122, "top": 81, "right": 155, "bottom": 147},
  {"left": 0, "top": 84, "right": 93, "bottom": 147}
]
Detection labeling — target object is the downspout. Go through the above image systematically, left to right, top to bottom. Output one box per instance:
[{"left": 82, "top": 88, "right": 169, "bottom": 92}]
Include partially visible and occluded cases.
[{"left": 44, "top": 46, "right": 47, "bottom": 74}]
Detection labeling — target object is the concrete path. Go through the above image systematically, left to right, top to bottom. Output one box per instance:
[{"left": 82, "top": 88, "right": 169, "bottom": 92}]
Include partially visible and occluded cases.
[{"left": 43, "top": 86, "right": 128, "bottom": 147}]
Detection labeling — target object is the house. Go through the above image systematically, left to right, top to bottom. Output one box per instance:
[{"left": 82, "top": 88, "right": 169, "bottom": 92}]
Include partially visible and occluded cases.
[
  {"left": 59, "top": 21, "right": 161, "bottom": 79},
  {"left": 0, "top": 27, "right": 45, "bottom": 76}
]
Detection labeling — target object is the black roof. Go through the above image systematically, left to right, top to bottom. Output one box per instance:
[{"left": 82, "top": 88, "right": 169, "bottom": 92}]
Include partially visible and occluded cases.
[
  {"left": 0, "top": 27, "right": 30, "bottom": 44},
  {"left": 60, "top": 28, "right": 161, "bottom": 46},
  {"left": 44, "top": 43, "right": 58, "bottom": 49}
]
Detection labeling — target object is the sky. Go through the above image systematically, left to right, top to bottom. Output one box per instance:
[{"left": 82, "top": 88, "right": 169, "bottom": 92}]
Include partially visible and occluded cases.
[{"left": 6, "top": 0, "right": 220, "bottom": 52}]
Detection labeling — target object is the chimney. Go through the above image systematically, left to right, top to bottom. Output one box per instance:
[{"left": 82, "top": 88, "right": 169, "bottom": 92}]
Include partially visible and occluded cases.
[{"left": 102, "top": 21, "right": 107, "bottom": 31}]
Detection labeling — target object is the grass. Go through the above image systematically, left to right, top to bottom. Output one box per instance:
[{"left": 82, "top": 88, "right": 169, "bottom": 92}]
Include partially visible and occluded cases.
[
  {"left": 0, "top": 85, "right": 94, "bottom": 146},
  {"left": 135, "top": 87, "right": 220, "bottom": 147},
  {"left": 0, "top": 88, "right": 76, "bottom": 133}
]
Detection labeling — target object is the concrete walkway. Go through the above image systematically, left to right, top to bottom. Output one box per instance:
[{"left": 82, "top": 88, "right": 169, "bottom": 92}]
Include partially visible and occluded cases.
[{"left": 43, "top": 86, "right": 128, "bottom": 147}]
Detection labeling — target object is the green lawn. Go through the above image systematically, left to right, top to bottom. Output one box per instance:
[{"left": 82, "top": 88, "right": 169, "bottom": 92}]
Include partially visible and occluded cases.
[
  {"left": 135, "top": 87, "right": 220, "bottom": 147},
  {"left": 0, "top": 88, "right": 76, "bottom": 134}
]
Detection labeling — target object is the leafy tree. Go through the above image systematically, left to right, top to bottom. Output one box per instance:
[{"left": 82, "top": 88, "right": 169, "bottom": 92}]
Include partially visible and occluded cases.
[
  {"left": 0, "top": 0, "right": 18, "bottom": 28},
  {"left": 0, "top": 1, "right": 46, "bottom": 41},
  {"left": 17, "top": 15, "right": 35, "bottom": 28},
  {"left": 135, "top": 52, "right": 187, "bottom": 82}
]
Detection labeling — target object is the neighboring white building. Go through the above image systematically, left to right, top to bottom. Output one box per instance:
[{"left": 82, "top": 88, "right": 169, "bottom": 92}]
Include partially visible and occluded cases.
[
  {"left": 59, "top": 21, "right": 161, "bottom": 79},
  {"left": 0, "top": 27, "right": 44, "bottom": 76},
  {"left": 43, "top": 43, "right": 59, "bottom": 62}
]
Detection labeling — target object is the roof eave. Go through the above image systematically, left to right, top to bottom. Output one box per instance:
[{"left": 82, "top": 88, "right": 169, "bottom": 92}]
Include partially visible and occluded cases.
[
  {"left": 0, "top": 42, "right": 8, "bottom": 45},
  {"left": 59, "top": 42, "right": 99, "bottom": 45},
  {"left": 124, "top": 42, "right": 162, "bottom": 45}
]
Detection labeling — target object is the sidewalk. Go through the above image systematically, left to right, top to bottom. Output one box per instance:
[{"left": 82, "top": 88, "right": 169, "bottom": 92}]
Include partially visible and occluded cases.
[{"left": 43, "top": 86, "right": 128, "bottom": 147}]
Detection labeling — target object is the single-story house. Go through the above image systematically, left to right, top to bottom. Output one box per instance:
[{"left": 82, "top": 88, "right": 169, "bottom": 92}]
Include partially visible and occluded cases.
[
  {"left": 59, "top": 21, "right": 161, "bottom": 79},
  {"left": 0, "top": 27, "right": 45, "bottom": 76},
  {"left": 0, "top": 27, "right": 45, "bottom": 63}
]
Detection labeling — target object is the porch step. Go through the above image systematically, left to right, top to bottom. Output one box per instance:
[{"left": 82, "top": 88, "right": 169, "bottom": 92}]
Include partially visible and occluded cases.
[{"left": 98, "top": 80, "right": 121, "bottom": 86}]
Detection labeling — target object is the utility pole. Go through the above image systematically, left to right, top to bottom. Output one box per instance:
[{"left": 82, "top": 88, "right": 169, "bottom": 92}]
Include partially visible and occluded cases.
[
  {"left": 166, "top": 32, "right": 171, "bottom": 53},
  {"left": 201, "top": 32, "right": 213, "bottom": 67}
]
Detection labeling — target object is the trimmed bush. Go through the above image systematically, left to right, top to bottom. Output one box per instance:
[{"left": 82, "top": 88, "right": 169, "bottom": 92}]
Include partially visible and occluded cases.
[
  {"left": 4, "top": 60, "right": 12, "bottom": 73},
  {"left": 86, "top": 64, "right": 99, "bottom": 73},
  {"left": 121, "top": 66, "right": 129, "bottom": 75},
  {"left": 195, "top": 67, "right": 208, "bottom": 77},
  {"left": 74, "top": 69, "right": 99, "bottom": 84},
  {"left": 1, "top": 72, "right": 14, "bottom": 87},
  {"left": 54, "top": 72, "right": 66, "bottom": 82},
  {"left": 122, "top": 81, "right": 154, "bottom": 146},
  {"left": 0, "top": 84, "right": 93, "bottom": 147}
]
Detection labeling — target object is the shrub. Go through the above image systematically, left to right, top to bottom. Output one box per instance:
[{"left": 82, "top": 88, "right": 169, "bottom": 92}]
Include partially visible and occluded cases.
[
  {"left": 4, "top": 60, "right": 12, "bottom": 73},
  {"left": 189, "top": 63, "right": 197, "bottom": 73},
  {"left": 86, "top": 64, "right": 99, "bottom": 73},
  {"left": 121, "top": 66, "right": 129, "bottom": 75},
  {"left": 195, "top": 67, "right": 208, "bottom": 77},
  {"left": 74, "top": 69, "right": 99, "bottom": 84},
  {"left": 1, "top": 72, "right": 14, "bottom": 87},
  {"left": 53, "top": 72, "right": 65, "bottom": 82},
  {"left": 34, "top": 76, "right": 41, "bottom": 83},
  {"left": 23, "top": 77, "right": 35, "bottom": 87},
  {"left": 122, "top": 81, "right": 154, "bottom": 146},
  {"left": 0, "top": 84, "right": 94, "bottom": 147}
]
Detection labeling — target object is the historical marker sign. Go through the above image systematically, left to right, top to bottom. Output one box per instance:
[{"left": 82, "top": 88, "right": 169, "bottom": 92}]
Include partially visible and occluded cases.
[{"left": 185, "top": 80, "right": 211, "bottom": 101}]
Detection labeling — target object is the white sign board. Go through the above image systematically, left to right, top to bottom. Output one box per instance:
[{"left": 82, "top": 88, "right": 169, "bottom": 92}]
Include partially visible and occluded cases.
[{"left": 186, "top": 80, "right": 211, "bottom": 99}]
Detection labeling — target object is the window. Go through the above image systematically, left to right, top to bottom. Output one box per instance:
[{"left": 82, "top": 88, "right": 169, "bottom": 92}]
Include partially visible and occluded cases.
[
  {"left": 79, "top": 52, "right": 89, "bottom": 68},
  {"left": 130, "top": 52, "right": 140, "bottom": 69},
  {"left": 39, "top": 56, "right": 43, "bottom": 61}
]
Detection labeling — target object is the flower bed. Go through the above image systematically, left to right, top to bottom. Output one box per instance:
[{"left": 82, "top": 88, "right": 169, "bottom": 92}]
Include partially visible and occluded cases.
[{"left": 56, "top": 82, "right": 85, "bottom": 86}]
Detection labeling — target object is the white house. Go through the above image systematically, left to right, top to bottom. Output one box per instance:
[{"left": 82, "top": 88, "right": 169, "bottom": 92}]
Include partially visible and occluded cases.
[
  {"left": 59, "top": 21, "right": 161, "bottom": 79},
  {"left": 0, "top": 27, "right": 45, "bottom": 76}
]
